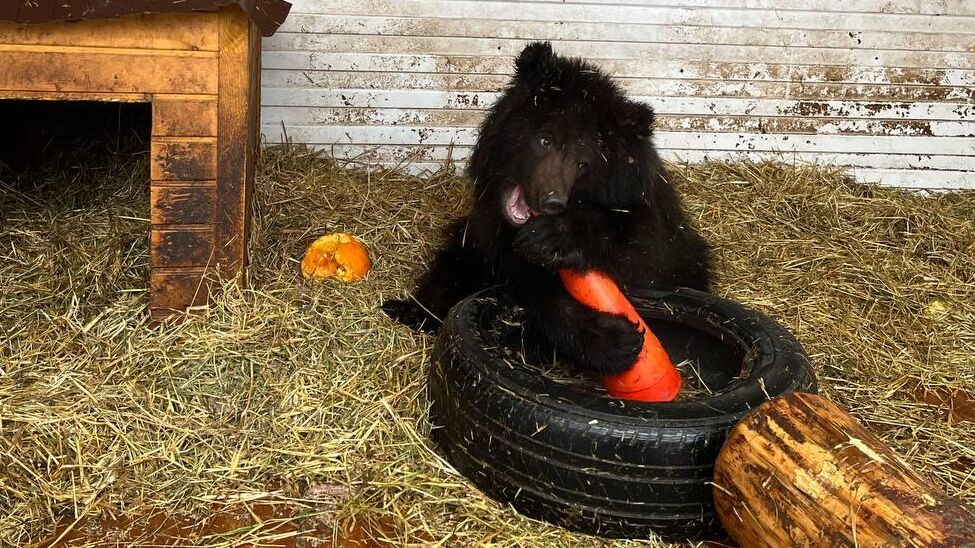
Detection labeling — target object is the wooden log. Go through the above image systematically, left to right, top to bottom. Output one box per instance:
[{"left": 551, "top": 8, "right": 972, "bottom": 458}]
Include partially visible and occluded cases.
[{"left": 713, "top": 392, "right": 975, "bottom": 547}]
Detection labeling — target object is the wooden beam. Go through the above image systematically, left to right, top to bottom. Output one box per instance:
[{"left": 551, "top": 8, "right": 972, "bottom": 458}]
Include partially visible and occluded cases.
[
  {"left": 214, "top": 6, "right": 260, "bottom": 277},
  {"left": 243, "top": 9, "right": 262, "bottom": 275},
  {"left": 0, "top": 13, "right": 219, "bottom": 51},
  {"left": 0, "top": 49, "right": 218, "bottom": 95},
  {"left": 0, "top": 90, "right": 152, "bottom": 102},
  {"left": 152, "top": 97, "right": 219, "bottom": 138},
  {"left": 151, "top": 140, "right": 218, "bottom": 181},
  {"left": 150, "top": 185, "right": 218, "bottom": 225},
  {"left": 150, "top": 228, "right": 216, "bottom": 268},
  {"left": 149, "top": 269, "right": 213, "bottom": 320}
]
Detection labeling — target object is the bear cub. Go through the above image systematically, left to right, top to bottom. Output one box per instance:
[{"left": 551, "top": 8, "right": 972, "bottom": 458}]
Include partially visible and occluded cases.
[{"left": 383, "top": 41, "right": 712, "bottom": 377}]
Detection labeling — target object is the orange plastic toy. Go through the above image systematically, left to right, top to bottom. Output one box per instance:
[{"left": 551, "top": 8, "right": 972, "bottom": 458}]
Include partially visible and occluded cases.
[{"left": 559, "top": 269, "right": 681, "bottom": 402}]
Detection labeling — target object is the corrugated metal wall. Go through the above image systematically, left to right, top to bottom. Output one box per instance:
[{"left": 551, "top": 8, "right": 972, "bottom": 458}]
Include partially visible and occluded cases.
[{"left": 261, "top": 0, "right": 975, "bottom": 189}]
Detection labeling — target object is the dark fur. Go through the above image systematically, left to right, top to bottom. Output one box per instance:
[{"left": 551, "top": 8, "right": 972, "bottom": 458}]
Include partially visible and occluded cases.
[{"left": 383, "top": 42, "right": 712, "bottom": 376}]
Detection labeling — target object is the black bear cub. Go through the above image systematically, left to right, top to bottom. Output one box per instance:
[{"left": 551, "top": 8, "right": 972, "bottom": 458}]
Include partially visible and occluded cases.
[{"left": 383, "top": 42, "right": 712, "bottom": 377}]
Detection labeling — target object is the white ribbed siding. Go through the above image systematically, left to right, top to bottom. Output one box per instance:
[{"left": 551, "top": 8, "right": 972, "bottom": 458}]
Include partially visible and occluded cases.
[{"left": 261, "top": 0, "right": 975, "bottom": 189}]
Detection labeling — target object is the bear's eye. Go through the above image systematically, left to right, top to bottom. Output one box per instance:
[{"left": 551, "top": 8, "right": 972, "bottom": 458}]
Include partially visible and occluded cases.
[
  {"left": 539, "top": 137, "right": 552, "bottom": 148},
  {"left": 577, "top": 162, "right": 588, "bottom": 171}
]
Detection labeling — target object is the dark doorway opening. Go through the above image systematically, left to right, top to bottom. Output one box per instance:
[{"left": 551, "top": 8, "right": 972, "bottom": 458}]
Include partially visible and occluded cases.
[{"left": 0, "top": 100, "right": 152, "bottom": 318}]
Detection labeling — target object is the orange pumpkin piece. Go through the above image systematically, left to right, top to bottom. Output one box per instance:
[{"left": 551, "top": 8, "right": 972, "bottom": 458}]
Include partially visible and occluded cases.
[{"left": 301, "top": 233, "right": 371, "bottom": 282}]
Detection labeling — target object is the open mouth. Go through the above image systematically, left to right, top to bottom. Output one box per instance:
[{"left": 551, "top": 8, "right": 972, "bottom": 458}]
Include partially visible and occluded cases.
[{"left": 503, "top": 185, "right": 533, "bottom": 225}]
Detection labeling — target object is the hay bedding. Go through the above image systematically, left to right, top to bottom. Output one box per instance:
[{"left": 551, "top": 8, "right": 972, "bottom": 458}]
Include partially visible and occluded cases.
[{"left": 1, "top": 140, "right": 974, "bottom": 547}]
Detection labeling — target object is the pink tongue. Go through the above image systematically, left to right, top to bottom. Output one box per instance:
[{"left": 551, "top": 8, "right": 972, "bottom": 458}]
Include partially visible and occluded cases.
[{"left": 507, "top": 185, "right": 531, "bottom": 222}]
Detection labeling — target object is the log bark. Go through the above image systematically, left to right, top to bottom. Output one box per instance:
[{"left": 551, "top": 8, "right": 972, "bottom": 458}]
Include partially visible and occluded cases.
[{"left": 713, "top": 392, "right": 975, "bottom": 547}]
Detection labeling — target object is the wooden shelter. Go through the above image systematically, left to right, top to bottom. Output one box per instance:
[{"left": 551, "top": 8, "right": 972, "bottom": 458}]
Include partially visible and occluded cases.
[{"left": 0, "top": 0, "right": 291, "bottom": 319}]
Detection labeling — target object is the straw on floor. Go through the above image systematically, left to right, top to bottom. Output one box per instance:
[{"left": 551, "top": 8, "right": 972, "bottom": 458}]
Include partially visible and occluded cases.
[{"left": 1, "top": 142, "right": 973, "bottom": 547}]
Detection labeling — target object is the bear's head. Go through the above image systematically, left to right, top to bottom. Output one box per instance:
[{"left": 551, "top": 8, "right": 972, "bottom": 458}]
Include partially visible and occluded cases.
[{"left": 469, "top": 42, "right": 657, "bottom": 227}]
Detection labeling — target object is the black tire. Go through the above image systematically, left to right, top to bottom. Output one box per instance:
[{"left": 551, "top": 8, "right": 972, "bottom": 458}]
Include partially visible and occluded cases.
[{"left": 428, "top": 286, "right": 816, "bottom": 541}]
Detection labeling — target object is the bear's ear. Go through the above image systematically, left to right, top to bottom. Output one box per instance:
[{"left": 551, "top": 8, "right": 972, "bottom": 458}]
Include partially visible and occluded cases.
[
  {"left": 514, "top": 41, "right": 559, "bottom": 90},
  {"left": 615, "top": 100, "right": 655, "bottom": 139}
]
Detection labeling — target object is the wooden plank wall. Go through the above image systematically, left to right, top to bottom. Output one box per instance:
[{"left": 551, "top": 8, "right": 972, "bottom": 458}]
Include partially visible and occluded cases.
[
  {"left": 260, "top": 0, "right": 975, "bottom": 189},
  {"left": 0, "top": 14, "right": 220, "bottom": 100},
  {"left": 149, "top": 94, "right": 219, "bottom": 317}
]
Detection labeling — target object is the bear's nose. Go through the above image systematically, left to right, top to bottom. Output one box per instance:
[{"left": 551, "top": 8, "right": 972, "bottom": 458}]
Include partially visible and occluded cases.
[{"left": 540, "top": 193, "right": 567, "bottom": 214}]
